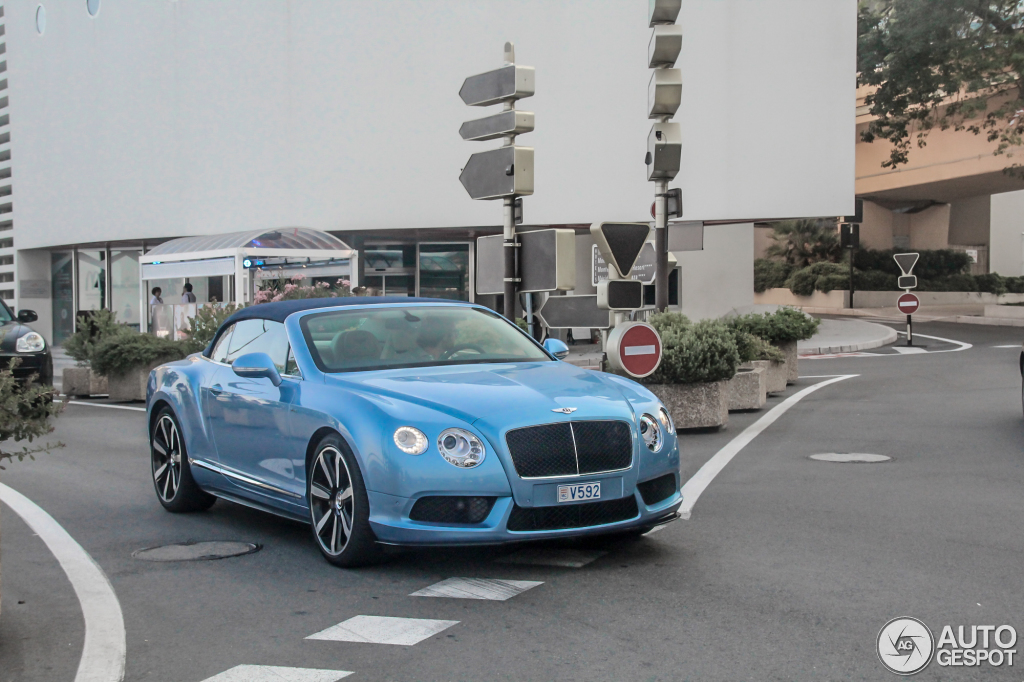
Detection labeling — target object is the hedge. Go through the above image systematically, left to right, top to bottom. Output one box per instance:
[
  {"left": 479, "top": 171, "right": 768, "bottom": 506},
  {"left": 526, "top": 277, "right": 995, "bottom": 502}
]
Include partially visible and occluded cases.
[
  {"left": 727, "top": 307, "right": 819, "bottom": 344},
  {"left": 642, "top": 319, "right": 741, "bottom": 385},
  {"left": 90, "top": 334, "right": 188, "bottom": 378}
]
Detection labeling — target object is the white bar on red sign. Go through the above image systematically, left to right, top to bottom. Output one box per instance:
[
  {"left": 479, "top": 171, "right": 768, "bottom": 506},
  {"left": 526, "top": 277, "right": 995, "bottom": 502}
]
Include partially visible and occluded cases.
[{"left": 624, "top": 345, "right": 656, "bottom": 356}]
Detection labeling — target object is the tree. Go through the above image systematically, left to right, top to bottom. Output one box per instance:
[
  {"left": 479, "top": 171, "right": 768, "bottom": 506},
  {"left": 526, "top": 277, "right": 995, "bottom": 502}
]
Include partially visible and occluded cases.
[
  {"left": 858, "top": 1, "right": 1024, "bottom": 173},
  {"left": 764, "top": 220, "right": 842, "bottom": 267}
]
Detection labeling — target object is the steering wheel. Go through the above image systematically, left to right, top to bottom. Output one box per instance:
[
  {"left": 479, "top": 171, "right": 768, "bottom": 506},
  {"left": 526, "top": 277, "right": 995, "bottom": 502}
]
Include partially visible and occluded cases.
[{"left": 440, "top": 344, "right": 486, "bottom": 360}]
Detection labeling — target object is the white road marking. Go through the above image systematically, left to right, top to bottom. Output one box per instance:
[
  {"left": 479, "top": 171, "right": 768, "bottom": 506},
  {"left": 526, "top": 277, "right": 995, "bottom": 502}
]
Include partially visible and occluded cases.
[
  {"left": 895, "top": 331, "right": 972, "bottom": 353},
  {"left": 804, "top": 332, "right": 972, "bottom": 359},
  {"left": 992, "top": 345, "right": 1020, "bottom": 348},
  {"left": 892, "top": 346, "right": 928, "bottom": 354},
  {"left": 678, "top": 375, "right": 856, "bottom": 519},
  {"left": 68, "top": 401, "right": 146, "bottom": 412},
  {"left": 0, "top": 482, "right": 126, "bottom": 682},
  {"left": 495, "top": 547, "right": 607, "bottom": 568},
  {"left": 410, "top": 577, "right": 542, "bottom": 600},
  {"left": 306, "top": 615, "right": 458, "bottom": 646},
  {"left": 200, "top": 666, "right": 352, "bottom": 682}
]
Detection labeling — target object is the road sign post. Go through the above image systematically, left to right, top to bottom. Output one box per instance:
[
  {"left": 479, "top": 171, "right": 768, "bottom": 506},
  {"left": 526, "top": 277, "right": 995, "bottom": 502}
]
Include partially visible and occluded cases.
[
  {"left": 647, "top": 0, "right": 683, "bottom": 312},
  {"left": 459, "top": 43, "right": 534, "bottom": 320},
  {"left": 893, "top": 252, "right": 920, "bottom": 346},
  {"left": 606, "top": 322, "right": 663, "bottom": 378}
]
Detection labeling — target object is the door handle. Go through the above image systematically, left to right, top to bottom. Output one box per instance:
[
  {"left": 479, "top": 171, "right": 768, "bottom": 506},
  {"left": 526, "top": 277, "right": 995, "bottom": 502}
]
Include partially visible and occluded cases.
[{"left": 209, "top": 384, "right": 224, "bottom": 395}]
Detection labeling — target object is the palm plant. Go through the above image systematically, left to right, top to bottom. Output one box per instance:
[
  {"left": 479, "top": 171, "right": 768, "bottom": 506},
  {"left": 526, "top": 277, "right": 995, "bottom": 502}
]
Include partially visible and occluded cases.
[{"left": 764, "top": 220, "right": 842, "bottom": 267}]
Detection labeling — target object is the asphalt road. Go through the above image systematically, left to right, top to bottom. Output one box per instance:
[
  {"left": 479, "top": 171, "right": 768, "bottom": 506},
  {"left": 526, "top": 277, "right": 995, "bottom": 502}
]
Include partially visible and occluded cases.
[{"left": 1, "top": 320, "right": 1023, "bottom": 681}]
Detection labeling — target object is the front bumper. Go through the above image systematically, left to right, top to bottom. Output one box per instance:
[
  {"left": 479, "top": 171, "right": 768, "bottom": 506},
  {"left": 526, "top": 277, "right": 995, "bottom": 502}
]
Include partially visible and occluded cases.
[
  {"left": 0, "top": 352, "right": 53, "bottom": 386},
  {"left": 366, "top": 483, "right": 683, "bottom": 546}
]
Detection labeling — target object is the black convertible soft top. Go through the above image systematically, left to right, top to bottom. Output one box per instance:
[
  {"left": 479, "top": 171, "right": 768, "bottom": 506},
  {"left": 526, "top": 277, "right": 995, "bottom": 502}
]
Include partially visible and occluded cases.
[{"left": 204, "top": 296, "right": 468, "bottom": 356}]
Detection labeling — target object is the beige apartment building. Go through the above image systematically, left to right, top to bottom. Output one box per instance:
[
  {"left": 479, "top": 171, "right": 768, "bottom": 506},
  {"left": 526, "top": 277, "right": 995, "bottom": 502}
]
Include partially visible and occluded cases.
[{"left": 757, "top": 86, "right": 1024, "bottom": 276}]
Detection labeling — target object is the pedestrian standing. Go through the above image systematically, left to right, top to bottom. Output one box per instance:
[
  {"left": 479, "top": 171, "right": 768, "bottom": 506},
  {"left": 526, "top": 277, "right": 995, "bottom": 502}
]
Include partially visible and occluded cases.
[{"left": 181, "top": 282, "right": 197, "bottom": 303}]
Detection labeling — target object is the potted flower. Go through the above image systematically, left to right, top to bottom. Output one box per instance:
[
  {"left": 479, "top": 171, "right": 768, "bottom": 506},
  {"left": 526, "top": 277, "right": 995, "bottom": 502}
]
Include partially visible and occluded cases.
[
  {"left": 643, "top": 315, "right": 740, "bottom": 429},
  {"left": 0, "top": 359, "right": 63, "bottom": 620}
]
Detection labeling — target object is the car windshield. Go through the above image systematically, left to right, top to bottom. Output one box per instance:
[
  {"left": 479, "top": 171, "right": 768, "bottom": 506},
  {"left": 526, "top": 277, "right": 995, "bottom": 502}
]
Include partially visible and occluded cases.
[{"left": 300, "top": 306, "right": 551, "bottom": 372}]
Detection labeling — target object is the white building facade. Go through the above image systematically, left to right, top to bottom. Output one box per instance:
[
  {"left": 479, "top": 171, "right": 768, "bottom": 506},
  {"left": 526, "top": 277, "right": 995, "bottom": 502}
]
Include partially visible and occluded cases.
[{"left": 5, "top": 0, "right": 855, "bottom": 344}]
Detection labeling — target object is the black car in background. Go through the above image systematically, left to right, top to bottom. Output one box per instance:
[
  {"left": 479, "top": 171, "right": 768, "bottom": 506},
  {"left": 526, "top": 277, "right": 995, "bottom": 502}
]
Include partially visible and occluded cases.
[{"left": 0, "top": 300, "right": 51, "bottom": 386}]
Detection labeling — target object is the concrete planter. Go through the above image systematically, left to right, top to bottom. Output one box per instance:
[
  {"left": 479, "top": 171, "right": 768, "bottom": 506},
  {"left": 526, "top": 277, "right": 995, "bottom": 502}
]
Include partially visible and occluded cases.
[
  {"left": 778, "top": 340, "right": 798, "bottom": 384},
  {"left": 761, "top": 358, "right": 787, "bottom": 394},
  {"left": 107, "top": 361, "right": 163, "bottom": 402},
  {"left": 727, "top": 365, "right": 766, "bottom": 411},
  {"left": 62, "top": 367, "right": 108, "bottom": 397},
  {"left": 646, "top": 380, "right": 729, "bottom": 430}
]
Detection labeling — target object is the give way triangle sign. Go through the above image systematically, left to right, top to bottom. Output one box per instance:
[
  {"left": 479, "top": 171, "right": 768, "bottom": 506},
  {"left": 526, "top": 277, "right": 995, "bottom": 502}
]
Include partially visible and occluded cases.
[
  {"left": 590, "top": 222, "right": 651, "bottom": 279},
  {"left": 893, "top": 252, "right": 919, "bottom": 276}
]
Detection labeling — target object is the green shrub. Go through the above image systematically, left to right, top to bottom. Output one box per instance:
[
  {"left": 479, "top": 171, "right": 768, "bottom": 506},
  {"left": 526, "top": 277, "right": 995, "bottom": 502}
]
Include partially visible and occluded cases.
[
  {"left": 854, "top": 248, "right": 971, "bottom": 278},
  {"left": 753, "top": 259, "right": 793, "bottom": 293},
  {"left": 785, "top": 262, "right": 849, "bottom": 296},
  {"left": 855, "top": 269, "right": 898, "bottom": 291},
  {"left": 974, "top": 273, "right": 1007, "bottom": 295},
  {"left": 1005, "top": 276, "right": 1024, "bottom": 294},
  {"left": 181, "top": 303, "right": 243, "bottom": 355},
  {"left": 728, "top": 307, "right": 819, "bottom": 344},
  {"left": 63, "top": 309, "right": 134, "bottom": 365},
  {"left": 648, "top": 311, "right": 691, "bottom": 335},
  {"left": 643, "top": 320, "right": 740, "bottom": 385},
  {"left": 733, "top": 330, "right": 786, "bottom": 363},
  {"left": 91, "top": 334, "right": 188, "bottom": 378},
  {"left": 0, "top": 358, "right": 64, "bottom": 468}
]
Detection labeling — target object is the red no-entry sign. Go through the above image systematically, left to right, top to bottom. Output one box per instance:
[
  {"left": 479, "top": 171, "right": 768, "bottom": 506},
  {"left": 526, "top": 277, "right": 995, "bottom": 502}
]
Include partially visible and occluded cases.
[
  {"left": 897, "top": 292, "right": 920, "bottom": 315},
  {"left": 607, "top": 322, "right": 662, "bottom": 378}
]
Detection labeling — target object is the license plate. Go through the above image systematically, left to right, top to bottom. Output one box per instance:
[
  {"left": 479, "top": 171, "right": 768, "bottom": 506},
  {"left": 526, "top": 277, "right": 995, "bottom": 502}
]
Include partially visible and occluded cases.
[{"left": 557, "top": 481, "right": 601, "bottom": 503}]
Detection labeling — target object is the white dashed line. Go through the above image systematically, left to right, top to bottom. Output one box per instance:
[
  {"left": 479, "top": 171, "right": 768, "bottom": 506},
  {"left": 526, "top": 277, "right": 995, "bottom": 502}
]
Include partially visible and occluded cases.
[
  {"left": 992, "top": 345, "right": 1020, "bottom": 348},
  {"left": 892, "top": 346, "right": 928, "bottom": 354},
  {"left": 678, "top": 375, "right": 857, "bottom": 519},
  {"left": 0, "top": 482, "right": 126, "bottom": 682},
  {"left": 495, "top": 547, "right": 607, "bottom": 568},
  {"left": 410, "top": 577, "right": 542, "bottom": 600},
  {"left": 306, "top": 615, "right": 459, "bottom": 646},
  {"left": 199, "top": 666, "right": 352, "bottom": 682}
]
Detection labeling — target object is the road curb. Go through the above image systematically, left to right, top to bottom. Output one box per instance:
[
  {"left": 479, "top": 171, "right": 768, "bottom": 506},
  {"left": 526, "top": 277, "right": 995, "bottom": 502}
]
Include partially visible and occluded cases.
[{"left": 798, "top": 323, "right": 898, "bottom": 356}]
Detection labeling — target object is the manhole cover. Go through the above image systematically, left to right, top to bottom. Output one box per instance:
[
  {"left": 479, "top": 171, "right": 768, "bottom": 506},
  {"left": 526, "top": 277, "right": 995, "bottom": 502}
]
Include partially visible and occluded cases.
[
  {"left": 809, "top": 453, "right": 892, "bottom": 463},
  {"left": 132, "top": 541, "right": 261, "bottom": 562}
]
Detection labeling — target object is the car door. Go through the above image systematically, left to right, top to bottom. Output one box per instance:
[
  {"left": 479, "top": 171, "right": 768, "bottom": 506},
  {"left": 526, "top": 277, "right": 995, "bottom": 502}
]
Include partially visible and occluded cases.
[{"left": 206, "top": 318, "right": 306, "bottom": 506}]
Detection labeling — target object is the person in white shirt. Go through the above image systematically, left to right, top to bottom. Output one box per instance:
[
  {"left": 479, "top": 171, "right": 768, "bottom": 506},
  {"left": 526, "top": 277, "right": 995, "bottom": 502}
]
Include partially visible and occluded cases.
[
  {"left": 181, "top": 283, "right": 197, "bottom": 303},
  {"left": 149, "top": 287, "right": 163, "bottom": 306}
]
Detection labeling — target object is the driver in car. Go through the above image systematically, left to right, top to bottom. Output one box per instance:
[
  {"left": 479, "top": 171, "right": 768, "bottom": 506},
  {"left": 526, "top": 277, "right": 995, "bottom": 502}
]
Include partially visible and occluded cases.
[{"left": 416, "top": 317, "right": 457, "bottom": 361}]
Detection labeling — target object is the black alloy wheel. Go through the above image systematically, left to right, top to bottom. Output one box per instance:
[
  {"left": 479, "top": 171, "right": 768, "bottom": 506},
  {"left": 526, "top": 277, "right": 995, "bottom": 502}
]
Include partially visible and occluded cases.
[
  {"left": 151, "top": 407, "right": 215, "bottom": 512},
  {"left": 307, "top": 434, "right": 380, "bottom": 567}
]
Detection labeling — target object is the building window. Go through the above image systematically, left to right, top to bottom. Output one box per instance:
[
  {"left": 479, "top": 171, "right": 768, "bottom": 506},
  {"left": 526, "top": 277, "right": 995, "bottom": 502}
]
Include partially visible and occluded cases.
[
  {"left": 35, "top": 5, "right": 46, "bottom": 35},
  {"left": 0, "top": 237, "right": 13, "bottom": 249},
  {"left": 418, "top": 243, "right": 470, "bottom": 301},
  {"left": 0, "top": 255, "right": 13, "bottom": 266},
  {"left": 0, "top": 272, "right": 13, "bottom": 283},
  {"left": 0, "top": 289, "right": 13, "bottom": 300}
]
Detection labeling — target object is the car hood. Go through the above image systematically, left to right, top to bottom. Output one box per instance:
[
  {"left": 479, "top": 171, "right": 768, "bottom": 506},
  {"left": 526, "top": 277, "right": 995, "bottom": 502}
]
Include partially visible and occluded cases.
[{"left": 324, "top": 361, "right": 644, "bottom": 432}]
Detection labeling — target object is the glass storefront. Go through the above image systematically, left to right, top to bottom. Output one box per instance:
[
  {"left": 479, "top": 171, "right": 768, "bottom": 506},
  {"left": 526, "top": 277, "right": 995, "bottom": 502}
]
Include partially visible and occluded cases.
[
  {"left": 418, "top": 243, "right": 470, "bottom": 301},
  {"left": 77, "top": 250, "right": 106, "bottom": 312},
  {"left": 110, "top": 250, "right": 141, "bottom": 329},
  {"left": 51, "top": 251, "right": 74, "bottom": 345}
]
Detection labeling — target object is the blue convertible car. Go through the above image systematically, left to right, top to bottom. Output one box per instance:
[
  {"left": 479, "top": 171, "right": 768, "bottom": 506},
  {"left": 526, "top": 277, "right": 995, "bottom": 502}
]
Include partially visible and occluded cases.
[{"left": 147, "top": 298, "right": 681, "bottom": 566}]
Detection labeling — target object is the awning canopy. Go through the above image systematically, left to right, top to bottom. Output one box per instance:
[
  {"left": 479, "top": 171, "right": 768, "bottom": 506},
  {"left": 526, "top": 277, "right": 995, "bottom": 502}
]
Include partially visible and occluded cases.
[{"left": 145, "top": 227, "right": 352, "bottom": 257}]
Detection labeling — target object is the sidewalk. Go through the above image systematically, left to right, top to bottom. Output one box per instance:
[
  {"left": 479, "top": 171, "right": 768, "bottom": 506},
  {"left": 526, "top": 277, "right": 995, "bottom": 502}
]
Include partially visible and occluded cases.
[
  {"left": 799, "top": 304, "right": 1024, "bottom": 327},
  {"left": 797, "top": 318, "right": 897, "bottom": 355}
]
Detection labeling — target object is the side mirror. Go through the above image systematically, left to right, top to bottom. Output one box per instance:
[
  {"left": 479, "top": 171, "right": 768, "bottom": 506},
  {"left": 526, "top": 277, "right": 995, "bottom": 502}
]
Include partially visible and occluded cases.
[
  {"left": 17, "top": 309, "right": 38, "bottom": 323},
  {"left": 543, "top": 338, "right": 570, "bottom": 360},
  {"left": 231, "top": 352, "right": 282, "bottom": 387}
]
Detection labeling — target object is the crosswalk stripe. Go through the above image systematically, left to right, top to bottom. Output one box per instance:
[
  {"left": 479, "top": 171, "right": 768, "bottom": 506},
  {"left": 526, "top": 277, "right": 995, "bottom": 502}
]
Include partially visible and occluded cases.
[
  {"left": 495, "top": 547, "right": 606, "bottom": 568},
  {"left": 410, "top": 577, "right": 542, "bottom": 600},
  {"left": 306, "top": 615, "right": 459, "bottom": 646},
  {"left": 199, "top": 665, "right": 353, "bottom": 682}
]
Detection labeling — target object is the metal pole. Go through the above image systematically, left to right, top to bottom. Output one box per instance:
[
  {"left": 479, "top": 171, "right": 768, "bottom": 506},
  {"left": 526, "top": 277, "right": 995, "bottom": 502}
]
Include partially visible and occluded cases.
[
  {"left": 655, "top": 178, "right": 668, "bottom": 312},
  {"left": 503, "top": 196, "right": 517, "bottom": 320},
  {"left": 849, "top": 246, "right": 854, "bottom": 309},
  {"left": 524, "top": 292, "right": 535, "bottom": 338},
  {"left": 907, "top": 313, "right": 912, "bottom": 346}
]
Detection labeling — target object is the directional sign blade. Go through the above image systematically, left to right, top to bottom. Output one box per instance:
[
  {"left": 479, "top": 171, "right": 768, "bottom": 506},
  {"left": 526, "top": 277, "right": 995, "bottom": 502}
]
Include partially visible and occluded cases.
[
  {"left": 648, "top": 25, "right": 682, "bottom": 68},
  {"left": 459, "top": 65, "right": 535, "bottom": 107},
  {"left": 648, "top": 69, "right": 682, "bottom": 118},
  {"left": 460, "top": 110, "right": 535, "bottom": 141},
  {"left": 647, "top": 122, "right": 682, "bottom": 180},
  {"left": 460, "top": 146, "right": 534, "bottom": 200},
  {"left": 590, "top": 223, "right": 651, "bottom": 279},
  {"left": 519, "top": 229, "right": 576, "bottom": 293},
  {"left": 475, "top": 234, "right": 504, "bottom": 295},
  {"left": 893, "top": 252, "right": 919, "bottom": 276},
  {"left": 536, "top": 295, "right": 612, "bottom": 329}
]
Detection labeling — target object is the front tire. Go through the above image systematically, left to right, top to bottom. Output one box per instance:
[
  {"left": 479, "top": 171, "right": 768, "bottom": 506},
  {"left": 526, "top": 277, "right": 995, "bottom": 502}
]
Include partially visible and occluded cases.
[
  {"left": 151, "top": 407, "right": 215, "bottom": 513},
  {"left": 307, "top": 434, "right": 380, "bottom": 567}
]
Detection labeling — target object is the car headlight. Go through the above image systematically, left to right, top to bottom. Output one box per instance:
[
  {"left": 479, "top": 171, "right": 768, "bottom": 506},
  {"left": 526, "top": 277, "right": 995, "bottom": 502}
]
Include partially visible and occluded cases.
[
  {"left": 16, "top": 332, "right": 45, "bottom": 353},
  {"left": 657, "top": 407, "right": 674, "bottom": 434},
  {"left": 640, "top": 413, "right": 664, "bottom": 453},
  {"left": 393, "top": 426, "right": 428, "bottom": 455},
  {"left": 437, "top": 428, "right": 485, "bottom": 468}
]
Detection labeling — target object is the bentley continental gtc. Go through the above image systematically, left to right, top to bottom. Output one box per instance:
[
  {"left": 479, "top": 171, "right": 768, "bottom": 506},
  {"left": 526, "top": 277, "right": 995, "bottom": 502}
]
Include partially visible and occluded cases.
[{"left": 146, "top": 298, "right": 681, "bottom": 566}]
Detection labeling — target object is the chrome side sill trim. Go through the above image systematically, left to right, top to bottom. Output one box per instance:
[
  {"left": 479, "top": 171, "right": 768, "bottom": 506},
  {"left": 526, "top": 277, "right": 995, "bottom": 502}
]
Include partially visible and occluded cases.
[{"left": 190, "top": 457, "right": 304, "bottom": 499}]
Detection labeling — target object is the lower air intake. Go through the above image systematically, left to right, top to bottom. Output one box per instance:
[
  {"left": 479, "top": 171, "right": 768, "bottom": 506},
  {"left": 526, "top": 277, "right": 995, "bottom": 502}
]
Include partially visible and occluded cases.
[
  {"left": 636, "top": 473, "right": 677, "bottom": 505},
  {"left": 409, "top": 496, "right": 496, "bottom": 524},
  {"left": 506, "top": 496, "right": 639, "bottom": 532}
]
